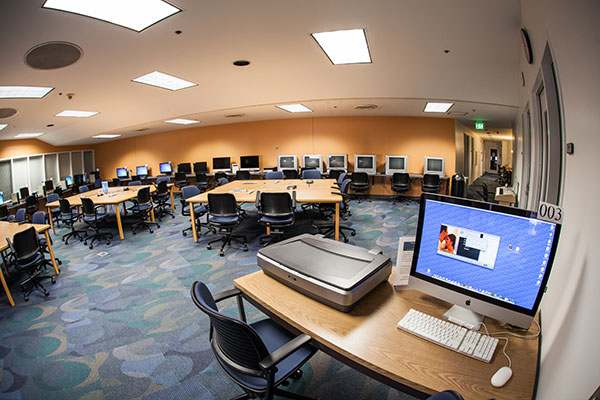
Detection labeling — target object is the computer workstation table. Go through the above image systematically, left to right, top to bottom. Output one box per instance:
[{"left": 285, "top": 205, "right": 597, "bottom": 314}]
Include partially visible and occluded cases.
[
  {"left": 186, "top": 179, "right": 343, "bottom": 241},
  {"left": 0, "top": 221, "right": 60, "bottom": 307},
  {"left": 234, "top": 270, "right": 540, "bottom": 400}
]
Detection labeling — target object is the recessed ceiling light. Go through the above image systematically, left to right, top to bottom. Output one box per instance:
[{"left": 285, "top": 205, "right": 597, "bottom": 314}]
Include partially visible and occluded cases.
[
  {"left": 42, "top": 0, "right": 181, "bottom": 32},
  {"left": 311, "top": 28, "right": 371, "bottom": 65},
  {"left": 233, "top": 60, "right": 251, "bottom": 67},
  {"left": 132, "top": 71, "right": 197, "bottom": 91},
  {"left": 0, "top": 86, "right": 53, "bottom": 99},
  {"left": 424, "top": 102, "right": 454, "bottom": 113},
  {"left": 276, "top": 104, "right": 313, "bottom": 113},
  {"left": 56, "top": 110, "right": 99, "bottom": 117},
  {"left": 164, "top": 118, "right": 200, "bottom": 125},
  {"left": 0, "top": 124, "right": 7, "bottom": 130},
  {"left": 15, "top": 133, "right": 44, "bottom": 138},
  {"left": 92, "top": 134, "right": 121, "bottom": 139}
]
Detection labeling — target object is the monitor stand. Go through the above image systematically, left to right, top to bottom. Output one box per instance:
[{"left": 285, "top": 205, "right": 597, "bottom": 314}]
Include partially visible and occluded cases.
[{"left": 443, "top": 305, "right": 484, "bottom": 330}]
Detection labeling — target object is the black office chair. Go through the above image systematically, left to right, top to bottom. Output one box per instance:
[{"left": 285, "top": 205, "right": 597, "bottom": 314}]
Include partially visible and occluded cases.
[
  {"left": 282, "top": 169, "right": 299, "bottom": 179},
  {"left": 301, "top": 169, "right": 321, "bottom": 179},
  {"left": 327, "top": 169, "right": 345, "bottom": 181},
  {"left": 235, "top": 170, "right": 251, "bottom": 180},
  {"left": 265, "top": 171, "right": 284, "bottom": 180},
  {"left": 174, "top": 172, "right": 188, "bottom": 192},
  {"left": 195, "top": 172, "right": 210, "bottom": 192},
  {"left": 214, "top": 172, "right": 228, "bottom": 184},
  {"left": 350, "top": 172, "right": 370, "bottom": 202},
  {"left": 391, "top": 173, "right": 411, "bottom": 203},
  {"left": 421, "top": 174, "right": 441, "bottom": 193},
  {"left": 216, "top": 177, "right": 229, "bottom": 187},
  {"left": 112, "top": 178, "right": 120, "bottom": 187},
  {"left": 315, "top": 178, "right": 356, "bottom": 243},
  {"left": 94, "top": 179, "right": 103, "bottom": 189},
  {"left": 152, "top": 180, "right": 174, "bottom": 220},
  {"left": 476, "top": 182, "right": 490, "bottom": 202},
  {"left": 79, "top": 185, "right": 90, "bottom": 193},
  {"left": 180, "top": 185, "right": 211, "bottom": 237},
  {"left": 53, "top": 186, "right": 63, "bottom": 196},
  {"left": 130, "top": 187, "right": 159, "bottom": 234},
  {"left": 256, "top": 191, "right": 296, "bottom": 246},
  {"left": 206, "top": 193, "right": 248, "bottom": 256},
  {"left": 25, "top": 195, "right": 38, "bottom": 220},
  {"left": 81, "top": 197, "right": 112, "bottom": 249},
  {"left": 59, "top": 199, "right": 86, "bottom": 244},
  {"left": 0, "top": 204, "right": 8, "bottom": 221},
  {"left": 31, "top": 211, "right": 62, "bottom": 269},
  {"left": 6, "top": 226, "right": 56, "bottom": 301},
  {"left": 191, "top": 281, "right": 317, "bottom": 400},
  {"left": 425, "top": 391, "right": 464, "bottom": 400}
]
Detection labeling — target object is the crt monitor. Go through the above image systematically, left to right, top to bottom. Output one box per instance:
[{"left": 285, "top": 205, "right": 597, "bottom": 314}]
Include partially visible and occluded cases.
[
  {"left": 302, "top": 154, "right": 323, "bottom": 173},
  {"left": 326, "top": 154, "right": 348, "bottom": 171},
  {"left": 354, "top": 154, "right": 377, "bottom": 175},
  {"left": 240, "top": 155, "right": 260, "bottom": 171},
  {"left": 277, "top": 155, "right": 298, "bottom": 171},
  {"left": 385, "top": 155, "right": 408, "bottom": 175},
  {"left": 213, "top": 157, "right": 231, "bottom": 172},
  {"left": 424, "top": 157, "right": 445, "bottom": 177},
  {"left": 159, "top": 162, "right": 172, "bottom": 174},
  {"left": 177, "top": 162, "right": 192, "bottom": 174},
  {"left": 193, "top": 162, "right": 208, "bottom": 173},
  {"left": 136, "top": 165, "right": 149, "bottom": 176},
  {"left": 116, "top": 167, "right": 128, "bottom": 178},
  {"left": 74, "top": 174, "right": 85, "bottom": 186},
  {"left": 65, "top": 176, "right": 73, "bottom": 187},
  {"left": 44, "top": 180, "right": 54, "bottom": 192},
  {"left": 19, "top": 187, "right": 29, "bottom": 199},
  {"left": 0, "top": 192, "right": 3, "bottom": 204},
  {"left": 408, "top": 193, "right": 561, "bottom": 330}
]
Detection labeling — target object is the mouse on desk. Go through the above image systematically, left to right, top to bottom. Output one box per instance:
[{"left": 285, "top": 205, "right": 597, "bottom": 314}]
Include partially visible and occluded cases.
[
  {"left": 286, "top": 185, "right": 296, "bottom": 190},
  {"left": 491, "top": 366, "right": 512, "bottom": 388}
]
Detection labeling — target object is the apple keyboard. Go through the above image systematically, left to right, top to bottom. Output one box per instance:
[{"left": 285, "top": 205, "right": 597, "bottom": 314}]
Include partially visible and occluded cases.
[{"left": 397, "top": 308, "right": 499, "bottom": 363}]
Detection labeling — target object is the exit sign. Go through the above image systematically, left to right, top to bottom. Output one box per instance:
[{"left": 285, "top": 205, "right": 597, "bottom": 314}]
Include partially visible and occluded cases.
[{"left": 475, "top": 121, "right": 485, "bottom": 130}]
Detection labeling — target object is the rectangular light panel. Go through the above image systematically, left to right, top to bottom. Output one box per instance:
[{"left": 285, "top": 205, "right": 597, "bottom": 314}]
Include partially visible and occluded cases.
[
  {"left": 42, "top": 0, "right": 181, "bottom": 32},
  {"left": 311, "top": 29, "right": 371, "bottom": 65},
  {"left": 132, "top": 71, "right": 197, "bottom": 91},
  {"left": 0, "top": 86, "right": 53, "bottom": 99},
  {"left": 424, "top": 102, "right": 454, "bottom": 113},
  {"left": 276, "top": 104, "right": 313, "bottom": 113},
  {"left": 56, "top": 110, "right": 99, "bottom": 117},
  {"left": 164, "top": 118, "right": 200, "bottom": 125},
  {"left": 0, "top": 124, "right": 7, "bottom": 131},
  {"left": 15, "top": 133, "right": 44, "bottom": 138},
  {"left": 92, "top": 134, "right": 121, "bottom": 139}
]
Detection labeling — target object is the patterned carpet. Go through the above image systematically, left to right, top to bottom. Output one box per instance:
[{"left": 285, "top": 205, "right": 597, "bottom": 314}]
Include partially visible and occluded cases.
[{"left": 0, "top": 197, "right": 420, "bottom": 400}]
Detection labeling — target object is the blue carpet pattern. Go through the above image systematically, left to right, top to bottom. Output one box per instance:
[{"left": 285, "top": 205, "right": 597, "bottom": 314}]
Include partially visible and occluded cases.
[{"left": 0, "top": 198, "right": 420, "bottom": 399}]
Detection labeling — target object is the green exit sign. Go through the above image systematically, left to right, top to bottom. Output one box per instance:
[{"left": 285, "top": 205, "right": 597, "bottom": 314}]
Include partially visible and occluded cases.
[{"left": 475, "top": 121, "right": 485, "bottom": 130}]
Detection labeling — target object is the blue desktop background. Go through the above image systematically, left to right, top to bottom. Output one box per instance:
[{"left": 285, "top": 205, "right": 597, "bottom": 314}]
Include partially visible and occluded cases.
[{"left": 415, "top": 200, "right": 556, "bottom": 310}]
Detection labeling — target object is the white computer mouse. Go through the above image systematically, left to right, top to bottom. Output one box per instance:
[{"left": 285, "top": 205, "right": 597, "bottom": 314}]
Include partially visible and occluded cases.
[{"left": 491, "top": 366, "right": 512, "bottom": 387}]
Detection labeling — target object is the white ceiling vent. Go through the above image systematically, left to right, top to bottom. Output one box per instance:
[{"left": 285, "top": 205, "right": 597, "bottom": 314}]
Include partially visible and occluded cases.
[{"left": 354, "top": 104, "right": 378, "bottom": 110}]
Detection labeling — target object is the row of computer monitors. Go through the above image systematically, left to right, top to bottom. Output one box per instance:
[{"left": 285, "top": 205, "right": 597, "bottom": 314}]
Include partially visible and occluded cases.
[{"left": 117, "top": 155, "right": 446, "bottom": 179}]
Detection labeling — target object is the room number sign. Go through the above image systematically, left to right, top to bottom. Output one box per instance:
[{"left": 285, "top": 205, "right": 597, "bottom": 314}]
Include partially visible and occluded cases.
[{"left": 538, "top": 201, "right": 563, "bottom": 224}]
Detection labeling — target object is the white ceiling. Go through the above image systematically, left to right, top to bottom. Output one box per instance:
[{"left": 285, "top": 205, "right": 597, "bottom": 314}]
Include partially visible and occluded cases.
[{"left": 0, "top": 0, "right": 521, "bottom": 146}]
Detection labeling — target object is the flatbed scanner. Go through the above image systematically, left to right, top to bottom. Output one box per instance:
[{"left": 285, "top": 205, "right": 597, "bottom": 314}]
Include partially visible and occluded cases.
[{"left": 257, "top": 234, "right": 392, "bottom": 312}]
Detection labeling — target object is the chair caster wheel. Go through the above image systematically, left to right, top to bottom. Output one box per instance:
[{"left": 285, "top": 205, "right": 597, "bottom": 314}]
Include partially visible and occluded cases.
[
  {"left": 157, "top": 224, "right": 160, "bottom": 228},
  {"left": 149, "top": 230, "right": 153, "bottom": 234},
  {"left": 132, "top": 231, "right": 136, "bottom": 235},
  {"left": 182, "top": 231, "right": 187, "bottom": 236},
  {"left": 351, "top": 232, "right": 356, "bottom": 236},
  {"left": 344, "top": 238, "right": 349, "bottom": 243},
  {"left": 83, "top": 241, "right": 87, "bottom": 245},
  {"left": 106, "top": 241, "right": 110, "bottom": 245},
  {"left": 89, "top": 244, "right": 93, "bottom": 249},
  {"left": 207, "top": 245, "right": 212, "bottom": 250},
  {"left": 243, "top": 247, "right": 248, "bottom": 252},
  {"left": 219, "top": 252, "right": 224, "bottom": 257},
  {"left": 58, "top": 260, "right": 62, "bottom": 265},
  {"left": 51, "top": 277, "right": 56, "bottom": 284},
  {"left": 44, "top": 290, "right": 49, "bottom": 296},
  {"left": 24, "top": 296, "right": 29, "bottom": 302},
  {"left": 291, "top": 369, "right": 303, "bottom": 380},
  {"left": 281, "top": 380, "right": 290, "bottom": 387}
]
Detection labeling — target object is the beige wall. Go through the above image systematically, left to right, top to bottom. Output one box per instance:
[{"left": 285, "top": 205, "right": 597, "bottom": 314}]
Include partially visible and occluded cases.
[{"left": 0, "top": 139, "right": 92, "bottom": 160}]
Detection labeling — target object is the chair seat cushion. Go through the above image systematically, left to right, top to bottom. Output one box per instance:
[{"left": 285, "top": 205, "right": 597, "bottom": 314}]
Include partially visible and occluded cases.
[
  {"left": 351, "top": 184, "right": 369, "bottom": 190},
  {"left": 131, "top": 204, "right": 152, "bottom": 212},
  {"left": 193, "top": 205, "right": 207, "bottom": 215},
  {"left": 83, "top": 213, "right": 107, "bottom": 222},
  {"left": 209, "top": 215, "right": 238, "bottom": 225},
  {"left": 259, "top": 216, "right": 294, "bottom": 225}
]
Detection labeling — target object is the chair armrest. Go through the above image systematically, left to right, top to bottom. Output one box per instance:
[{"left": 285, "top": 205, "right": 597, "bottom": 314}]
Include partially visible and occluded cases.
[
  {"left": 213, "top": 287, "right": 242, "bottom": 303},
  {"left": 259, "top": 333, "right": 313, "bottom": 371}
]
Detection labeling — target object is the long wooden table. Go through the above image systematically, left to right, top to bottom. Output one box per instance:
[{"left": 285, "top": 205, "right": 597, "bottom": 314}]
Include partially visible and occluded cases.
[
  {"left": 187, "top": 179, "right": 343, "bottom": 241},
  {"left": 46, "top": 184, "right": 171, "bottom": 240},
  {"left": 0, "top": 221, "right": 60, "bottom": 307},
  {"left": 235, "top": 270, "right": 540, "bottom": 400}
]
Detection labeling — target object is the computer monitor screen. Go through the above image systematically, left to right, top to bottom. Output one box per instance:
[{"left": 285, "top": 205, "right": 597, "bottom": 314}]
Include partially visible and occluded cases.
[
  {"left": 327, "top": 154, "right": 347, "bottom": 170},
  {"left": 278, "top": 155, "right": 297, "bottom": 171},
  {"left": 302, "top": 155, "right": 323, "bottom": 172},
  {"left": 354, "top": 155, "right": 376, "bottom": 174},
  {"left": 386, "top": 155, "right": 408, "bottom": 175},
  {"left": 240, "top": 156, "right": 260, "bottom": 170},
  {"left": 213, "top": 157, "right": 231, "bottom": 171},
  {"left": 424, "top": 157, "right": 445, "bottom": 177},
  {"left": 159, "top": 162, "right": 172, "bottom": 174},
  {"left": 193, "top": 162, "right": 208, "bottom": 173},
  {"left": 177, "top": 163, "right": 192, "bottom": 174},
  {"left": 136, "top": 165, "right": 149, "bottom": 176},
  {"left": 116, "top": 168, "right": 128, "bottom": 178},
  {"left": 90, "top": 171, "right": 101, "bottom": 179},
  {"left": 82, "top": 173, "right": 87, "bottom": 183},
  {"left": 74, "top": 174, "right": 84, "bottom": 186},
  {"left": 65, "top": 176, "right": 73, "bottom": 187},
  {"left": 44, "top": 180, "right": 54, "bottom": 192},
  {"left": 19, "top": 187, "right": 29, "bottom": 199},
  {"left": 0, "top": 192, "right": 3, "bottom": 204},
  {"left": 409, "top": 194, "right": 561, "bottom": 329}
]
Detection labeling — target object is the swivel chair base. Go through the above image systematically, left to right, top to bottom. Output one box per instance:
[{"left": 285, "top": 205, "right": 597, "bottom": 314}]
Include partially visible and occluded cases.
[
  {"left": 131, "top": 219, "right": 160, "bottom": 235},
  {"left": 314, "top": 222, "right": 356, "bottom": 243},
  {"left": 62, "top": 227, "right": 86, "bottom": 245},
  {"left": 83, "top": 229, "right": 113, "bottom": 249},
  {"left": 207, "top": 232, "right": 248, "bottom": 257},
  {"left": 20, "top": 269, "right": 56, "bottom": 302}
]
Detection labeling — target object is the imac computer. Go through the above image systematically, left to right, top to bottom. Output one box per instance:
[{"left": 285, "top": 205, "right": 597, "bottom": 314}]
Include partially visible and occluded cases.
[
  {"left": 302, "top": 154, "right": 323, "bottom": 173},
  {"left": 326, "top": 154, "right": 348, "bottom": 172},
  {"left": 354, "top": 154, "right": 377, "bottom": 175},
  {"left": 240, "top": 155, "right": 260, "bottom": 171},
  {"left": 277, "top": 155, "right": 298, "bottom": 171},
  {"left": 385, "top": 155, "right": 408, "bottom": 175},
  {"left": 213, "top": 157, "right": 231, "bottom": 172},
  {"left": 424, "top": 157, "right": 445, "bottom": 177},
  {"left": 159, "top": 162, "right": 172, "bottom": 175},
  {"left": 177, "top": 162, "right": 192, "bottom": 174},
  {"left": 193, "top": 162, "right": 208, "bottom": 173},
  {"left": 136, "top": 165, "right": 149, "bottom": 177},
  {"left": 116, "top": 167, "right": 128, "bottom": 179},
  {"left": 65, "top": 176, "right": 73, "bottom": 188},
  {"left": 44, "top": 179, "right": 54, "bottom": 192},
  {"left": 408, "top": 193, "right": 561, "bottom": 329}
]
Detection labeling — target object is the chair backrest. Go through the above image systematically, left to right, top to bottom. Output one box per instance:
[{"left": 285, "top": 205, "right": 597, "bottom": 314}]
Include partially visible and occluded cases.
[
  {"left": 282, "top": 169, "right": 299, "bottom": 179},
  {"left": 302, "top": 169, "right": 322, "bottom": 179},
  {"left": 328, "top": 169, "right": 343, "bottom": 181},
  {"left": 235, "top": 170, "right": 251, "bottom": 180},
  {"left": 265, "top": 171, "right": 284, "bottom": 180},
  {"left": 175, "top": 172, "right": 187, "bottom": 182},
  {"left": 214, "top": 172, "right": 227, "bottom": 181},
  {"left": 337, "top": 172, "right": 347, "bottom": 185},
  {"left": 352, "top": 172, "right": 369, "bottom": 184},
  {"left": 392, "top": 172, "right": 411, "bottom": 186},
  {"left": 195, "top": 173, "right": 209, "bottom": 184},
  {"left": 422, "top": 173, "right": 441, "bottom": 188},
  {"left": 156, "top": 175, "right": 171, "bottom": 184},
  {"left": 217, "top": 177, "right": 229, "bottom": 186},
  {"left": 112, "top": 178, "right": 120, "bottom": 187},
  {"left": 340, "top": 178, "right": 352, "bottom": 194},
  {"left": 94, "top": 179, "right": 103, "bottom": 189},
  {"left": 128, "top": 180, "right": 141, "bottom": 186},
  {"left": 156, "top": 180, "right": 169, "bottom": 194},
  {"left": 79, "top": 185, "right": 89, "bottom": 193},
  {"left": 181, "top": 185, "right": 201, "bottom": 200},
  {"left": 136, "top": 186, "right": 151, "bottom": 204},
  {"left": 53, "top": 187, "right": 63, "bottom": 196},
  {"left": 46, "top": 192, "right": 59, "bottom": 204},
  {"left": 259, "top": 192, "right": 294, "bottom": 218},
  {"left": 208, "top": 193, "right": 239, "bottom": 218},
  {"left": 26, "top": 195, "right": 37, "bottom": 207},
  {"left": 81, "top": 197, "right": 96, "bottom": 216},
  {"left": 59, "top": 198, "right": 72, "bottom": 214},
  {"left": 0, "top": 205, "right": 8, "bottom": 220},
  {"left": 15, "top": 208, "right": 26, "bottom": 222},
  {"left": 31, "top": 211, "right": 46, "bottom": 224},
  {"left": 10, "top": 226, "right": 40, "bottom": 261},
  {"left": 191, "top": 282, "right": 269, "bottom": 376}
]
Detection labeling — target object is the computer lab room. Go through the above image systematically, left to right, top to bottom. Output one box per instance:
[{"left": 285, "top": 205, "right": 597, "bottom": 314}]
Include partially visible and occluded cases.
[{"left": 0, "top": 1, "right": 597, "bottom": 399}]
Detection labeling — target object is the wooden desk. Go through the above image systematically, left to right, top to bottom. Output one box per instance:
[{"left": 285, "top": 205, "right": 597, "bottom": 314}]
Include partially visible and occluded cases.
[
  {"left": 187, "top": 179, "right": 342, "bottom": 241},
  {"left": 46, "top": 185, "right": 168, "bottom": 240},
  {"left": 0, "top": 222, "right": 60, "bottom": 307},
  {"left": 235, "top": 270, "right": 539, "bottom": 400}
]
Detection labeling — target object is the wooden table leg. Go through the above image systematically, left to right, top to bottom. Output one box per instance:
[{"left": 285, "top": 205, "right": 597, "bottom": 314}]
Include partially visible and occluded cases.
[
  {"left": 170, "top": 187, "right": 175, "bottom": 212},
  {"left": 190, "top": 202, "right": 198, "bottom": 243},
  {"left": 335, "top": 202, "right": 340, "bottom": 241},
  {"left": 115, "top": 204, "right": 125, "bottom": 240},
  {"left": 47, "top": 206, "right": 56, "bottom": 234},
  {"left": 150, "top": 208, "right": 156, "bottom": 223},
  {"left": 44, "top": 230, "right": 60, "bottom": 275},
  {"left": 0, "top": 264, "right": 15, "bottom": 307}
]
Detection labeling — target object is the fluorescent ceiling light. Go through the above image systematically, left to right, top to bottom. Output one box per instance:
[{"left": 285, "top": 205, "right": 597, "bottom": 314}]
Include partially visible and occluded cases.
[
  {"left": 42, "top": 0, "right": 181, "bottom": 32},
  {"left": 311, "top": 28, "right": 371, "bottom": 65},
  {"left": 132, "top": 71, "right": 197, "bottom": 91},
  {"left": 0, "top": 86, "right": 53, "bottom": 99},
  {"left": 424, "top": 102, "right": 454, "bottom": 113},
  {"left": 276, "top": 104, "right": 313, "bottom": 113},
  {"left": 56, "top": 110, "right": 99, "bottom": 117},
  {"left": 164, "top": 118, "right": 200, "bottom": 125},
  {"left": 0, "top": 124, "right": 7, "bottom": 131},
  {"left": 15, "top": 133, "right": 44, "bottom": 138},
  {"left": 92, "top": 134, "right": 121, "bottom": 139}
]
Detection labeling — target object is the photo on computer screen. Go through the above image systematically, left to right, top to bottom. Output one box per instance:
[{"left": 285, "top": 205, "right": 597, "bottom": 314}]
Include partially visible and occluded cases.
[{"left": 437, "top": 224, "right": 500, "bottom": 270}]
